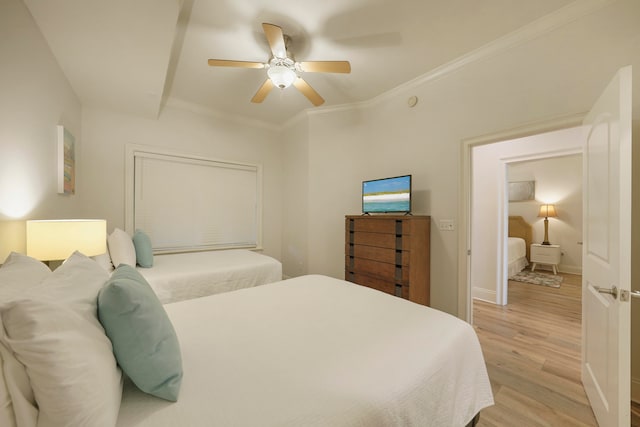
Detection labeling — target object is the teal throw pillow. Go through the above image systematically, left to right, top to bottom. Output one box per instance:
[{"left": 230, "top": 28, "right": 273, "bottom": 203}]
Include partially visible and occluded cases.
[
  {"left": 132, "top": 229, "right": 153, "bottom": 268},
  {"left": 98, "top": 265, "right": 182, "bottom": 401}
]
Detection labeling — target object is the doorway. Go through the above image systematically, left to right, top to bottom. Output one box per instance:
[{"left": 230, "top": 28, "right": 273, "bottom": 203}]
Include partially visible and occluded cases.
[
  {"left": 464, "top": 124, "right": 592, "bottom": 424},
  {"left": 467, "top": 125, "right": 583, "bottom": 308},
  {"left": 505, "top": 154, "right": 583, "bottom": 298}
]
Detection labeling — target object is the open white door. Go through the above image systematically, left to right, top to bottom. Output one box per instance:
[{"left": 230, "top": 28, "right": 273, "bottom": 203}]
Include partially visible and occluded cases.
[{"left": 582, "top": 65, "right": 632, "bottom": 426}]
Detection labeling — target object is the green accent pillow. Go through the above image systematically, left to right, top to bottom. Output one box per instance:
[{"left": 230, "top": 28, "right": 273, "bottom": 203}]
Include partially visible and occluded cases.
[
  {"left": 132, "top": 229, "right": 153, "bottom": 268},
  {"left": 98, "top": 265, "right": 182, "bottom": 401}
]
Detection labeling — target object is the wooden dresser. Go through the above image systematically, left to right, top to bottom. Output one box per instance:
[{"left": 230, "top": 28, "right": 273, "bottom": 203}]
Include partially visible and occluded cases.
[{"left": 345, "top": 215, "right": 430, "bottom": 306}]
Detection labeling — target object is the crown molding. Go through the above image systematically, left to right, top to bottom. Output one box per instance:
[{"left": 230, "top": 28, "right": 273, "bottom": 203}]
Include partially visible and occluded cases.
[{"left": 173, "top": 0, "right": 615, "bottom": 132}]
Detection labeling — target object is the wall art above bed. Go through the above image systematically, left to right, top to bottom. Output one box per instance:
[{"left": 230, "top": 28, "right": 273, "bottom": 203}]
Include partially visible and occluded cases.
[
  {"left": 57, "top": 125, "right": 76, "bottom": 195},
  {"left": 508, "top": 180, "right": 535, "bottom": 202}
]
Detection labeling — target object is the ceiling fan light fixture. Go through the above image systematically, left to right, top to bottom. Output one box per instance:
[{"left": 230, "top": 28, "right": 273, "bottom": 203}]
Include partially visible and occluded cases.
[{"left": 267, "top": 64, "right": 297, "bottom": 89}]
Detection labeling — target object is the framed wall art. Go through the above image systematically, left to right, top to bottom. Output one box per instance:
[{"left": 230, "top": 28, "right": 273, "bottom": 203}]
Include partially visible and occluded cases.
[
  {"left": 57, "top": 125, "right": 75, "bottom": 195},
  {"left": 508, "top": 180, "right": 535, "bottom": 202}
]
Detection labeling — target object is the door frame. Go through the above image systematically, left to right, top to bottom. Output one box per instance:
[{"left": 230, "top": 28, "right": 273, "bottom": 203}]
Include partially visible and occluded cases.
[{"left": 457, "top": 112, "right": 585, "bottom": 321}]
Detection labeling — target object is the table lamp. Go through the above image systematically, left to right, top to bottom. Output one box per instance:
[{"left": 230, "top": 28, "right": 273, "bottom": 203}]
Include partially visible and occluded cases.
[
  {"left": 537, "top": 204, "right": 557, "bottom": 245},
  {"left": 26, "top": 219, "right": 107, "bottom": 265}
]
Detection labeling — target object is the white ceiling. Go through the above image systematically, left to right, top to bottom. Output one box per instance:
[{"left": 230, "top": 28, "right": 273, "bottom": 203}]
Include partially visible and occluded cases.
[{"left": 24, "top": 0, "right": 584, "bottom": 127}]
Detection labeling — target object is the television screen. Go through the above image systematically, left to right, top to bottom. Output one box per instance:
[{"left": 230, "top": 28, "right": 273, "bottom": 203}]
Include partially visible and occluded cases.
[{"left": 362, "top": 175, "right": 411, "bottom": 214}]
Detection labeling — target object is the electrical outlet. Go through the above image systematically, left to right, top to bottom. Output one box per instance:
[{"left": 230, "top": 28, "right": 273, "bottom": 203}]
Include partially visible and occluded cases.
[{"left": 438, "top": 219, "right": 455, "bottom": 231}]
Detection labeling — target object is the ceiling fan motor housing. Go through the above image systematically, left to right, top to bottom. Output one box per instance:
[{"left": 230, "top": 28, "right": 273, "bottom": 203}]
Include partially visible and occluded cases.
[{"left": 267, "top": 57, "right": 298, "bottom": 88}]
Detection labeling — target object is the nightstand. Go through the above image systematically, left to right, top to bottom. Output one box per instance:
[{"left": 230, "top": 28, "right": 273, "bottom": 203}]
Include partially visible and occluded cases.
[{"left": 530, "top": 244, "right": 561, "bottom": 274}]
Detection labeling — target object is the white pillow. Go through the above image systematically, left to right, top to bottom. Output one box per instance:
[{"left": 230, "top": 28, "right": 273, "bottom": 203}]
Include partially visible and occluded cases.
[
  {"left": 107, "top": 228, "right": 136, "bottom": 267},
  {"left": 0, "top": 251, "right": 122, "bottom": 427},
  {"left": 0, "top": 252, "right": 51, "bottom": 427},
  {"left": 0, "top": 252, "right": 51, "bottom": 301},
  {"left": 91, "top": 252, "right": 114, "bottom": 273}
]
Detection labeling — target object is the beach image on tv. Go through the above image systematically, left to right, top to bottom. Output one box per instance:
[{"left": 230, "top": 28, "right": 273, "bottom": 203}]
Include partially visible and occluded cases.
[{"left": 363, "top": 175, "right": 411, "bottom": 213}]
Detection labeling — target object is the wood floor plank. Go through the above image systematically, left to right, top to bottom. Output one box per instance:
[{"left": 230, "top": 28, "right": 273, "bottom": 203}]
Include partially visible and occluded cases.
[{"left": 474, "top": 271, "right": 598, "bottom": 426}]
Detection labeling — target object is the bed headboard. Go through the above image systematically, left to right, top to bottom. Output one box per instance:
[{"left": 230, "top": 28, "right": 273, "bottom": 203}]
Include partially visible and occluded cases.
[{"left": 508, "top": 216, "right": 532, "bottom": 260}]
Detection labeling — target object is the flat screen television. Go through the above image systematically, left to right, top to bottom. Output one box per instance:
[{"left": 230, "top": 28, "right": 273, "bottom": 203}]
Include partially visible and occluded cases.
[{"left": 362, "top": 175, "right": 411, "bottom": 214}]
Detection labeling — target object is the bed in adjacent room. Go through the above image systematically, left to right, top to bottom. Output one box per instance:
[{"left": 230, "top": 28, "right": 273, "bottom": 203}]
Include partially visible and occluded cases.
[
  {"left": 507, "top": 215, "right": 532, "bottom": 277},
  {"left": 136, "top": 249, "right": 282, "bottom": 304}
]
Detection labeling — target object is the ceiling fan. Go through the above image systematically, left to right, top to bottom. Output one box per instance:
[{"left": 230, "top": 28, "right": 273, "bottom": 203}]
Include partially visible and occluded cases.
[{"left": 207, "top": 23, "right": 351, "bottom": 106}]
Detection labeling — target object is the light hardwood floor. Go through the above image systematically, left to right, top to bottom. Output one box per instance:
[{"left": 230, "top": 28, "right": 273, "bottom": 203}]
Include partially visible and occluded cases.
[{"left": 473, "top": 270, "right": 639, "bottom": 426}]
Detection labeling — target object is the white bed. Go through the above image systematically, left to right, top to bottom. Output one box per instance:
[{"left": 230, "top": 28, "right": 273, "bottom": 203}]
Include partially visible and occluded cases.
[
  {"left": 508, "top": 216, "right": 532, "bottom": 277},
  {"left": 508, "top": 236, "right": 528, "bottom": 277},
  {"left": 136, "top": 249, "right": 282, "bottom": 304},
  {"left": 117, "top": 275, "right": 494, "bottom": 427}
]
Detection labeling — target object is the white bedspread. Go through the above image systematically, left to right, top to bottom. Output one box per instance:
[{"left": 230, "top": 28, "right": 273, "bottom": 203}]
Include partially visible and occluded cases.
[
  {"left": 507, "top": 237, "right": 528, "bottom": 277},
  {"left": 508, "top": 237, "right": 526, "bottom": 263},
  {"left": 137, "top": 249, "right": 282, "bottom": 304},
  {"left": 117, "top": 275, "right": 493, "bottom": 427}
]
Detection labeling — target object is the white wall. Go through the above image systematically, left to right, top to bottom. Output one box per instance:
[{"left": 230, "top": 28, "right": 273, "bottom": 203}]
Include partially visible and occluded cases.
[
  {"left": 0, "top": 0, "right": 83, "bottom": 226},
  {"left": 283, "top": 0, "right": 640, "bottom": 315},
  {"left": 80, "top": 106, "right": 284, "bottom": 261},
  {"left": 281, "top": 117, "right": 309, "bottom": 278},
  {"left": 471, "top": 127, "right": 582, "bottom": 304},
  {"left": 508, "top": 154, "right": 583, "bottom": 274}
]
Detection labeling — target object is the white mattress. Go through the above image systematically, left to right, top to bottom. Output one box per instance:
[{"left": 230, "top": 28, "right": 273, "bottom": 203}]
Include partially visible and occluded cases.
[
  {"left": 507, "top": 237, "right": 528, "bottom": 277},
  {"left": 507, "top": 237, "right": 526, "bottom": 263},
  {"left": 136, "top": 249, "right": 282, "bottom": 304},
  {"left": 117, "top": 275, "right": 494, "bottom": 427}
]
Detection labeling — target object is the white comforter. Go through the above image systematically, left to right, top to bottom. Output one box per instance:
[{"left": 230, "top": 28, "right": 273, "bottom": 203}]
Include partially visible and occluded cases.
[
  {"left": 508, "top": 237, "right": 526, "bottom": 263},
  {"left": 137, "top": 249, "right": 282, "bottom": 304},
  {"left": 117, "top": 275, "right": 493, "bottom": 427}
]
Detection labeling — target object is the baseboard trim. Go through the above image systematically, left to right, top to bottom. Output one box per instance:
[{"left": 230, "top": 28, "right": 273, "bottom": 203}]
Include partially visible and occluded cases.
[
  {"left": 558, "top": 264, "right": 582, "bottom": 275},
  {"left": 472, "top": 287, "right": 497, "bottom": 304}
]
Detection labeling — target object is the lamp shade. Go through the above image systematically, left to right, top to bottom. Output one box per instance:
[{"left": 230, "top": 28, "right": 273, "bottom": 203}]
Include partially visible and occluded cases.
[
  {"left": 267, "top": 65, "right": 297, "bottom": 89},
  {"left": 537, "top": 204, "right": 557, "bottom": 218},
  {"left": 26, "top": 219, "right": 107, "bottom": 261},
  {"left": 0, "top": 221, "right": 26, "bottom": 263}
]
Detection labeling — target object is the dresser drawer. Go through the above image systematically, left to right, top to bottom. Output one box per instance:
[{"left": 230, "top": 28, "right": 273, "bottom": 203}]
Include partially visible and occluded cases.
[
  {"left": 346, "top": 218, "right": 413, "bottom": 235},
  {"left": 346, "top": 231, "right": 411, "bottom": 250},
  {"left": 530, "top": 244, "right": 561, "bottom": 264},
  {"left": 345, "top": 245, "right": 409, "bottom": 266},
  {"left": 345, "top": 257, "right": 410, "bottom": 283},
  {"left": 345, "top": 272, "right": 409, "bottom": 299}
]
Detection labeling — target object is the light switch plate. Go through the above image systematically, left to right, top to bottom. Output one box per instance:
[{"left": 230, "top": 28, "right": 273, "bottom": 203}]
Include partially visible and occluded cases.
[{"left": 439, "top": 219, "right": 455, "bottom": 231}]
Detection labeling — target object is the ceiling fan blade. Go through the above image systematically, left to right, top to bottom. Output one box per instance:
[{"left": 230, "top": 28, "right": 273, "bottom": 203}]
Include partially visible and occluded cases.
[
  {"left": 262, "top": 23, "right": 287, "bottom": 59},
  {"left": 208, "top": 59, "right": 265, "bottom": 69},
  {"left": 299, "top": 61, "right": 351, "bottom": 74},
  {"left": 293, "top": 78, "right": 325, "bottom": 106},
  {"left": 251, "top": 79, "right": 275, "bottom": 103}
]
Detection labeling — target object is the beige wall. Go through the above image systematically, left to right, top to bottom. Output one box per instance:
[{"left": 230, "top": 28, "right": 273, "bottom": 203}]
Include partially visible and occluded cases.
[
  {"left": 0, "top": 0, "right": 83, "bottom": 227},
  {"left": 0, "top": 0, "right": 284, "bottom": 262},
  {"left": 280, "top": 0, "right": 640, "bottom": 316},
  {"left": 80, "top": 106, "right": 284, "bottom": 261},
  {"left": 281, "top": 117, "right": 309, "bottom": 278},
  {"left": 508, "top": 154, "right": 583, "bottom": 274}
]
